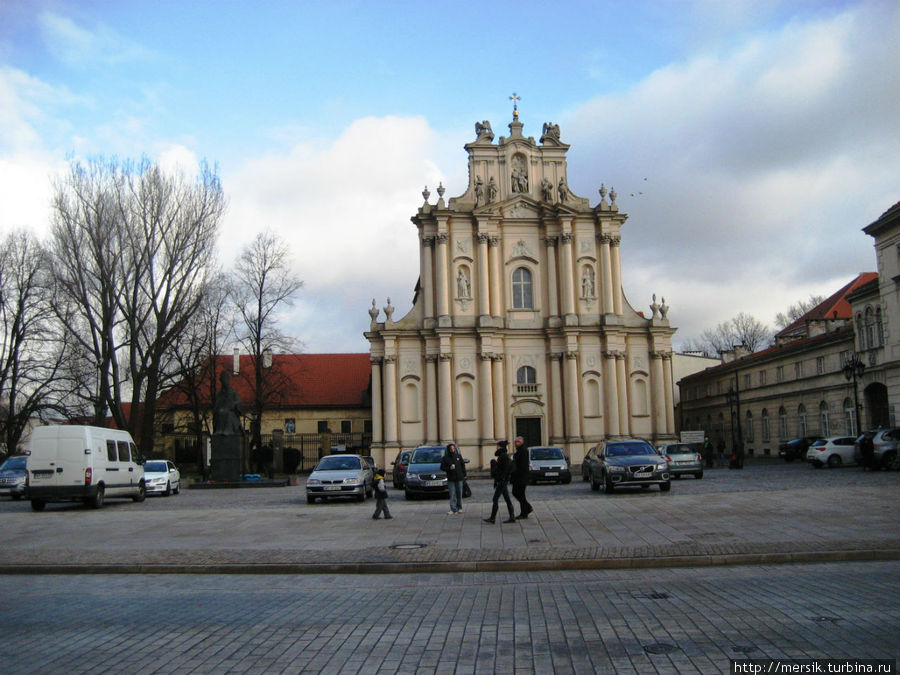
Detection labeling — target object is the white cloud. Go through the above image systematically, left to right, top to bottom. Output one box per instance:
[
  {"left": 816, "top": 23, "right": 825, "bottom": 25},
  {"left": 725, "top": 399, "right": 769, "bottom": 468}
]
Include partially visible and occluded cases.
[
  {"left": 564, "top": 2, "right": 900, "bottom": 347},
  {"left": 38, "top": 11, "right": 155, "bottom": 69}
]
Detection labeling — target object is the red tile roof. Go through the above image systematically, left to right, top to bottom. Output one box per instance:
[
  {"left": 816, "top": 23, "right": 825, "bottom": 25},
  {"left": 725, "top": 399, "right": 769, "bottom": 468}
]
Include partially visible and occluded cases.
[
  {"left": 775, "top": 272, "right": 877, "bottom": 339},
  {"left": 158, "top": 354, "right": 371, "bottom": 409}
]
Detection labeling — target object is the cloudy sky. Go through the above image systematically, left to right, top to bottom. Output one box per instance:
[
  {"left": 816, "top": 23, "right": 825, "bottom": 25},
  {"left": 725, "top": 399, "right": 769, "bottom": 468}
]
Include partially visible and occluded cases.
[{"left": 2, "top": 0, "right": 898, "bottom": 354}]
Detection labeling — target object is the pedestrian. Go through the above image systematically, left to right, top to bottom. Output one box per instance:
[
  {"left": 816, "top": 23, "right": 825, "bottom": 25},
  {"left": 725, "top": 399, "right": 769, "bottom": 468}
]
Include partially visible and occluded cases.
[
  {"left": 860, "top": 432, "right": 875, "bottom": 471},
  {"left": 511, "top": 436, "right": 533, "bottom": 519},
  {"left": 703, "top": 438, "right": 714, "bottom": 468},
  {"left": 717, "top": 438, "right": 726, "bottom": 467},
  {"left": 735, "top": 439, "right": 745, "bottom": 469},
  {"left": 483, "top": 440, "right": 516, "bottom": 524},
  {"left": 440, "top": 443, "right": 467, "bottom": 514},
  {"left": 371, "top": 470, "right": 392, "bottom": 519}
]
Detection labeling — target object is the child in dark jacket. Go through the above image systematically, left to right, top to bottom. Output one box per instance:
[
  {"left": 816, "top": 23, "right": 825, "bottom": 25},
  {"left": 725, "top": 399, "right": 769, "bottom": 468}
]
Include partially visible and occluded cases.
[{"left": 372, "top": 470, "right": 392, "bottom": 519}]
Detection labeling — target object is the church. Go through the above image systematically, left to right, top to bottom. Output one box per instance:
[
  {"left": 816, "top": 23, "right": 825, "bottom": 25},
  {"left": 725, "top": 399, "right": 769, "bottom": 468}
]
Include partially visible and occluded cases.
[{"left": 365, "top": 108, "right": 677, "bottom": 469}]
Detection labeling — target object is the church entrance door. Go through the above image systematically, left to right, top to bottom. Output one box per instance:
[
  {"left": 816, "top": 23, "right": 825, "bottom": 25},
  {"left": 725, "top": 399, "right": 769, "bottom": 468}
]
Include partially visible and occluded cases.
[{"left": 515, "top": 417, "right": 542, "bottom": 448}]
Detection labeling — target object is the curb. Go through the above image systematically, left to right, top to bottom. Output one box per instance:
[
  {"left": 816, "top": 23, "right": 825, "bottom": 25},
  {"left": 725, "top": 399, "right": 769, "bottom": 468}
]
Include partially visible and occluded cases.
[{"left": 2, "top": 548, "right": 897, "bottom": 575}]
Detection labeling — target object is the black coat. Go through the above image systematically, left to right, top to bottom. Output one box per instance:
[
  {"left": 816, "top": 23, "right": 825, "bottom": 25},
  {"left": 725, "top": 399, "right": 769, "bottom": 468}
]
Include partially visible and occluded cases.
[
  {"left": 512, "top": 443, "right": 530, "bottom": 482},
  {"left": 440, "top": 447, "right": 467, "bottom": 481},
  {"left": 493, "top": 451, "right": 512, "bottom": 483}
]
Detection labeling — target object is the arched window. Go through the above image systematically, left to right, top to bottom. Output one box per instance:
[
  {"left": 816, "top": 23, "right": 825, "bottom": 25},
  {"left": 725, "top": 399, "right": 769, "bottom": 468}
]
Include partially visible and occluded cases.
[
  {"left": 512, "top": 267, "right": 533, "bottom": 309},
  {"left": 865, "top": 307, "right": 876, "bottom": 350},
  {"left": 876, "top": 308, "right": 884, "bottom": 347},
  {"left": 857, "top": 313, "right": 867, "bottom": 350},
  {"left": 516, "top": 366, "right": 537, "bottom": 394},
  {"left": 843, "top": 397, "right": 855, "bottom": 435},
  {"left": 819, "top": 401, "right": 830, "bottom": 437},
  {"left": 798, "top": 404, "right": 808, "bottom": 437},
  {"left": 778, "top": 406, "right": 788, "bottom": 441},
  {"left": 761, "top": 409, "right": 770, "bottom": 442},
  {"left": 745, "top": 410, "right": 754, "bottom": 442}
]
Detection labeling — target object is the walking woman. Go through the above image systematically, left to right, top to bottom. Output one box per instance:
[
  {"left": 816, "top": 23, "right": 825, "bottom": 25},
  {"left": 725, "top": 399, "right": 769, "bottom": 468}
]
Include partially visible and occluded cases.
[{"left": 483, "top": 440, "right": 516, "bottom": 524}]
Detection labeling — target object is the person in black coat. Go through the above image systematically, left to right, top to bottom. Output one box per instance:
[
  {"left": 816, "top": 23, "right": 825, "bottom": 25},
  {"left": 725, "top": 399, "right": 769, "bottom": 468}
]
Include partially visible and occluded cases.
[
  {"left": 511, "top": 436, "right": 533, "bottom": 519},
  {"left": 483, "top": 440, "right": 516, "bottom": 524},
  {"left": 440, "top": 443, "right": 467, "bottom": 514}
]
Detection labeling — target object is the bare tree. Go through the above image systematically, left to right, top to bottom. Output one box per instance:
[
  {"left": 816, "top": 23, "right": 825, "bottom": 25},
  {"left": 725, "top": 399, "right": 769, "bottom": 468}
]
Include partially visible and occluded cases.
[
  {"left": 50, "top": 157, "right": 225, "bottom": 453},
  {"left": 0, "top": 230, "right": 69, "bottom": 452},
  {"left": 230, "top": 231, "right": 303, "bottom": 454},
  {"left": 774, "top": 295, "right": 826, "bottom": 329},
  {"left": 698, "top": 312, "right": 772, "bottom": 356}
]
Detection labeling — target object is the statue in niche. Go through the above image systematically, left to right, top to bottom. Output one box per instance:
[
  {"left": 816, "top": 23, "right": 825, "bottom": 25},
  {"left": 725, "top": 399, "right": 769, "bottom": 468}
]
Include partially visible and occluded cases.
[
  {"left": 475, "top": 120, "right": 494, "bottom": 141},
  {"left": 541, "top": 122, "right": 560, "bottom": 140},
  {"left": 511, "top": 155, "right": 528, "bottom": 193},
  {"left": 474, "top": 176, "right": 484, "bottom": 205},
  {"left": 487, "top": 176, "right": 497, "bottom": 203},
  {"left": 558, "top": 177, "right": 570, "bottom": 202},
  {"left": 540, "top": 178, "right": 553, "bottom": 202},
  {"left": 581, "top": 267, "right": 595, "bottom": 298},
  {"left": 457, "top": 268, "right": 471, "bottom": 299}
]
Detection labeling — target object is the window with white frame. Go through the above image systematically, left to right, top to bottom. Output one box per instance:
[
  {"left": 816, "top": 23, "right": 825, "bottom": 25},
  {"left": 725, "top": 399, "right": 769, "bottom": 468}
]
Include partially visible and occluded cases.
[
  {"left": 511, "top": 267, "right": 533, "bottom": 309},
  {"left": 843, "top": 397, "right": 856, "bottom": 435},
  {"left": 798, "top": 404, "right": 808, "bottom": 437},
  {"left": 778, "top": 406, "right": 788, "bottom": 440},
  {"left": 761, "top": 409, "right": 770, "bottom": 442},
  {"left": 745, "top": 410, "right": 754, "bottom": 442}
]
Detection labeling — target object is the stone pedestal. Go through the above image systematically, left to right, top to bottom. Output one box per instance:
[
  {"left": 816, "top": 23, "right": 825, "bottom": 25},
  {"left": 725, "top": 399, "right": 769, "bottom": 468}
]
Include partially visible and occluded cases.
[{"left": 211, "top": 434, "right": 243, "bottom": 482}]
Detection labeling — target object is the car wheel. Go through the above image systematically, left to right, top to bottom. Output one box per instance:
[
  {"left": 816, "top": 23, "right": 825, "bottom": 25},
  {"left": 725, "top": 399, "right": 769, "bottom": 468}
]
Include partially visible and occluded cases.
[
  {"left": 881, "top": 450, "right": 897, "bottom": 470},
  {"left": 827, "top": 455, "right": 842, "bottom": 468},
  {"left": 695, "top": 471, "right": 703, "bottom": 479},
  {"left": 603, "top": 475, "right": 615, "bottom": 494},
  {"left": 562, "top": 476, "right": 571, "bottom": 485},
  {"left": 164, "top": 481, "right": 171, "bottom": 496},
  {"left": 659, "top": 481, "right": 671, "bottom": 492},
  {"left": 133, "top": 483, "right": 146, "bottom": 502},
  {"left": 173, "top": 483, "right": 180, "bottom": 495},
  {"left": 89, "top": 485, "right": 105, "bottom": 509},
  {"left": 357, "top": 489, "right": 366, "bottom": 502},
  {"left": 405, "top": 490, "right": 414, "bottom": 500},
  {"left": 11, "top": 493, "right": 22, "bottom": 501},
  {"left": 307, "top": 495, "right": 315, "bottom": 504},
  {"left": 30, "top": 500, "right": 46, "bottom": 512}
]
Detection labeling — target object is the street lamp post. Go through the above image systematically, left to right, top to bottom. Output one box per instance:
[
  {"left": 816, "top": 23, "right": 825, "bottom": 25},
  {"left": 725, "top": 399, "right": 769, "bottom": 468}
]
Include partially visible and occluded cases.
[{"left": 842, "top": 353, "right": 866, "bottom": 435}]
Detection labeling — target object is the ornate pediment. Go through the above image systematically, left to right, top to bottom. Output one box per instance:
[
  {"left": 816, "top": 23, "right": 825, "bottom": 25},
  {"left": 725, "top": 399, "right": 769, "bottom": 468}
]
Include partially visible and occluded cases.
[{"left": 501, "top": 197, "right": 540, "bottom": 220}]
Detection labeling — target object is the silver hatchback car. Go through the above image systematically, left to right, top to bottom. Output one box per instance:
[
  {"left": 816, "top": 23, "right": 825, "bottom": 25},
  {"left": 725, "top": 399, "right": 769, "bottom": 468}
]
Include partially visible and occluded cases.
[
  {"left": 657, "top": 443, "right": 703, "bottom": 479},
  {"left": 305, "top": 454, "right": 374, "bottom": 504}
]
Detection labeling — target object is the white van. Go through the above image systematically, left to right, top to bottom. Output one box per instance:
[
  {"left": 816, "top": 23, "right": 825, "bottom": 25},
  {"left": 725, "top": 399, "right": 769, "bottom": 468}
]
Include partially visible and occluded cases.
[{"left": 26, "top": 425, "right": 146, "bottom": 511}]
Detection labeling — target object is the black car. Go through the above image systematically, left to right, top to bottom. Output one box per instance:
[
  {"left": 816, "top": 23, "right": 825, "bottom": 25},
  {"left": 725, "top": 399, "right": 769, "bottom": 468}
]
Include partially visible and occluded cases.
[
  {"left": 778, "top": 436, "right": 823, "bottom": 462},
  {"left": 583, "top": 439, "right": 670, "bottom": 494},
  {"left": 391, "top": 449, "right": 412, "bottom": 489}
]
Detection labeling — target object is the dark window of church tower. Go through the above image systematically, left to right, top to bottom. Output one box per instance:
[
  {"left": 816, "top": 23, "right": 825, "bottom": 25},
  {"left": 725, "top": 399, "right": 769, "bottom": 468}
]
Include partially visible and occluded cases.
[{"left": 512, "top": 267, "right": 533, "bottom": 309}]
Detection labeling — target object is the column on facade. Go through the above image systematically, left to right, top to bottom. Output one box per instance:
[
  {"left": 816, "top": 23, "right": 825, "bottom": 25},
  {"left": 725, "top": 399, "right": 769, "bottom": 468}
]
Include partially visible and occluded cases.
[
  {"left": 559, "top": 231, "right": 576, "bottom": 317},
  {"left": 435, "top": 232, "right": 449, "bottom": 318},
  {"left": 476, "top": 233, "right": 490, "bottom": 318},
  {"left": 598, "top": 235, "right": 614, "bottom": 315},
  {"left": 489, "top": 236, "right": 502, "bottom": 318},
  {"left": 611, "top": 236, "right": 623, "bottom": 315},
  {"left": 422, "top": 237, "right": 435, "bottom": 319},
  {"left": 544, "top": 237, "right": 559, "bottom": 319},
  {"left": 564, "top": 351, "right": 582, "bottom": 439},
  {"left": 603, "top": 351, "right": 620, "bottom": 436},
  {"left": 616, "top": 352, "right": 629, "bottom": 435},
  {"left": 651, "top": 352, "right": 666, "bottom": 435},
  {"left": 438, "top": 353, "right": 453, "bottom": 442},
  {"left": 479, "top": 353, "right": 495, "bottom": 442},
  {"left": 549, "top": 353, "right": 565, "bottom": 441},
  {"left": 663, "top": 353, "right": 675, "bottom": 435},
  {"left": 425, "top": 354, "right": 438, "bottom": 444},
  {"left": 492, "top": 354, "right": 505, "bottom": 440},
  {"left": 383, "top": 355, "right": 398, "bottom": 445},
  {"left": 370, "top": 358, "right": 383, "bottom": 444}
]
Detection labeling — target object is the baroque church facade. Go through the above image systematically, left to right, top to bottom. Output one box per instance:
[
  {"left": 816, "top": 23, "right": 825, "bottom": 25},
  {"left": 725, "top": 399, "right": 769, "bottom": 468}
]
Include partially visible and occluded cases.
[{"left": 365, "top": 111, "right": 676, "bottom": 469}]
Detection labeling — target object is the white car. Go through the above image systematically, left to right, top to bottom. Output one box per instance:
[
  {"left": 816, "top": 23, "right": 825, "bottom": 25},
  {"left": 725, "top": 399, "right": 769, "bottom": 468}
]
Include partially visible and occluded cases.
[
  {"left": 806, "top": 437, "right": 857, "bottom": 468},
  {"left": 143, "top": 460, "right": 181, "bottom": 495}
]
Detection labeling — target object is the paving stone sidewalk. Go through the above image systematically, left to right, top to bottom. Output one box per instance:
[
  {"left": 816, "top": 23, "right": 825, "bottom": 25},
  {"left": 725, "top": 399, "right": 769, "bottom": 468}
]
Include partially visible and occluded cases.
[{"left": 1, "top": 466, "right": 898, "bottom": 574}]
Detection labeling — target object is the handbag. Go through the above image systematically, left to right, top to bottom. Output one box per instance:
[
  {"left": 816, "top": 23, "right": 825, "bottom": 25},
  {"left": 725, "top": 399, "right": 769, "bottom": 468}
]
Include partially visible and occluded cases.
[{"left": 462, "top": 480, "right": 472, "bottom": 498}]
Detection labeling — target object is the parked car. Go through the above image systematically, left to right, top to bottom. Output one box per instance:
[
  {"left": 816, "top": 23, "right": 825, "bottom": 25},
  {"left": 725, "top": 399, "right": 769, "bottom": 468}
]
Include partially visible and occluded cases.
[
  {"left": 853, "top": 428, "right": 900, "bottom": 469},
  {"left": 778, "top": 436, "right": 823, "bottom": 462},
  {"left": 805, "top": 436, "right": 857, "bottom": 468},
  {"left": 583, "top": 439, "right": 670, "bottom": 494},
  {"left": 657, "top": 443, "right": 703, "bottom": 479},
  {"left": 404, "top": 445, "right": 449, "bottom": 500},
  {"left": 528, "top": 446, "right": 571, "bottom": 484},
  {"left": 391, "top": 449, "right": 412, "bottom": 489},
  {"left": 0, "top": 454, "right": 27, "bottom": 500},
  {"left": 305, "top": 454, "right": 373, "bottom": 504},
  {"left": 362, "top": 455, "right": 376, "bottom": 475},
  {"left": 143, "top": 460, "right": 181, "bottom": 495}
]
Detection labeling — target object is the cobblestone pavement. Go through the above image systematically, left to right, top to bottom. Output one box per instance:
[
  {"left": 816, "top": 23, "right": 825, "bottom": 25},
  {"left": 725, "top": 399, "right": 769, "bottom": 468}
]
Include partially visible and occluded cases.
[
  {"left": 1, "top": 461, "right": 898, "bottom": 573},
  {"left": 4, "top": 562, "right": 898, "bottom": 674}
]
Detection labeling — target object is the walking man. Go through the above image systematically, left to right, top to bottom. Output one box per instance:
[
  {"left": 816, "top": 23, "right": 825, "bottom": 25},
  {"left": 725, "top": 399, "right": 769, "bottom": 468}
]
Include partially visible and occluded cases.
[
  {"left": 511, "top": 436, "right": 533, "bottom": 519},
  {"left": 483, "top": 440, "right": 516, "bottom": 524}
]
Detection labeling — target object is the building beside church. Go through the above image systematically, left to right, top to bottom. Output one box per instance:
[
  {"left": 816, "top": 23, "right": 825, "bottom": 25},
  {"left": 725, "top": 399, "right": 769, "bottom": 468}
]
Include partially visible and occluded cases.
[{"left": 365, "top": 111, "right": 677, "bottom": 470}]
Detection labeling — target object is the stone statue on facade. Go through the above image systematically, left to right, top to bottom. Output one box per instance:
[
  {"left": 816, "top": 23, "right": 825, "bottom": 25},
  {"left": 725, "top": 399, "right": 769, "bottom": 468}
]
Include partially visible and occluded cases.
[
  {"left": 475, "top": 120, "right": 494, "bottom": 141},
  {"left": 541, "top": 122, "right": 561, "bottom": 141},
  {"left": 511, "top": 167, "right": 528, "bottom": 193},
  {"left": 474, "top": 176, "right": 484, "bottom": 205},
  {"left": 487, "top": 176, "right": 497, "bottom": 203},
  {"left": 558, "top": 177, "right": 570, "bottom": 203},
  {"left": 540, "top": 178, "right": 553, "bottom": 202},
  {"left": 582, "top": 267, "right": 595, "bottom": 298},
  {"left": 457, "top": 268, "right": 471, "bottom": 299}
]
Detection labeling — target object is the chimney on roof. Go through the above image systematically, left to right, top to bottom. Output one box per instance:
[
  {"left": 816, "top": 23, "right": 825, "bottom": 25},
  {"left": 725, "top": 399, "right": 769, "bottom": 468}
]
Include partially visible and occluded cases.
[
  {"left": 233, "top": 348, "right": 239, "bottom": 375},
  {"left": 263, "top": 349, "right": 273, "bottom": 369}
]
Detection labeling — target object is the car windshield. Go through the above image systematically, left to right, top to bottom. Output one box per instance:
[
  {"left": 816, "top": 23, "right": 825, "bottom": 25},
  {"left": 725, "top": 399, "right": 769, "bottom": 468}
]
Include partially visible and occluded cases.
[
  {"left": 606, "top": 442, "right": 654, "bottom": 457},
  {"left": 531, "top": 447, "right": 564, "bottom": 460},
  {"left": 411, "top": 448, "right": 444, "bottom": 464},
  {"left": 0, "top": 456, "right": 26, "bottom": 470},
  {"left": 316, "top": 456, "right": 360, "bottom": 471},
  {"left": 144, "top": 461, "right": 168, "bottom": 472}
]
